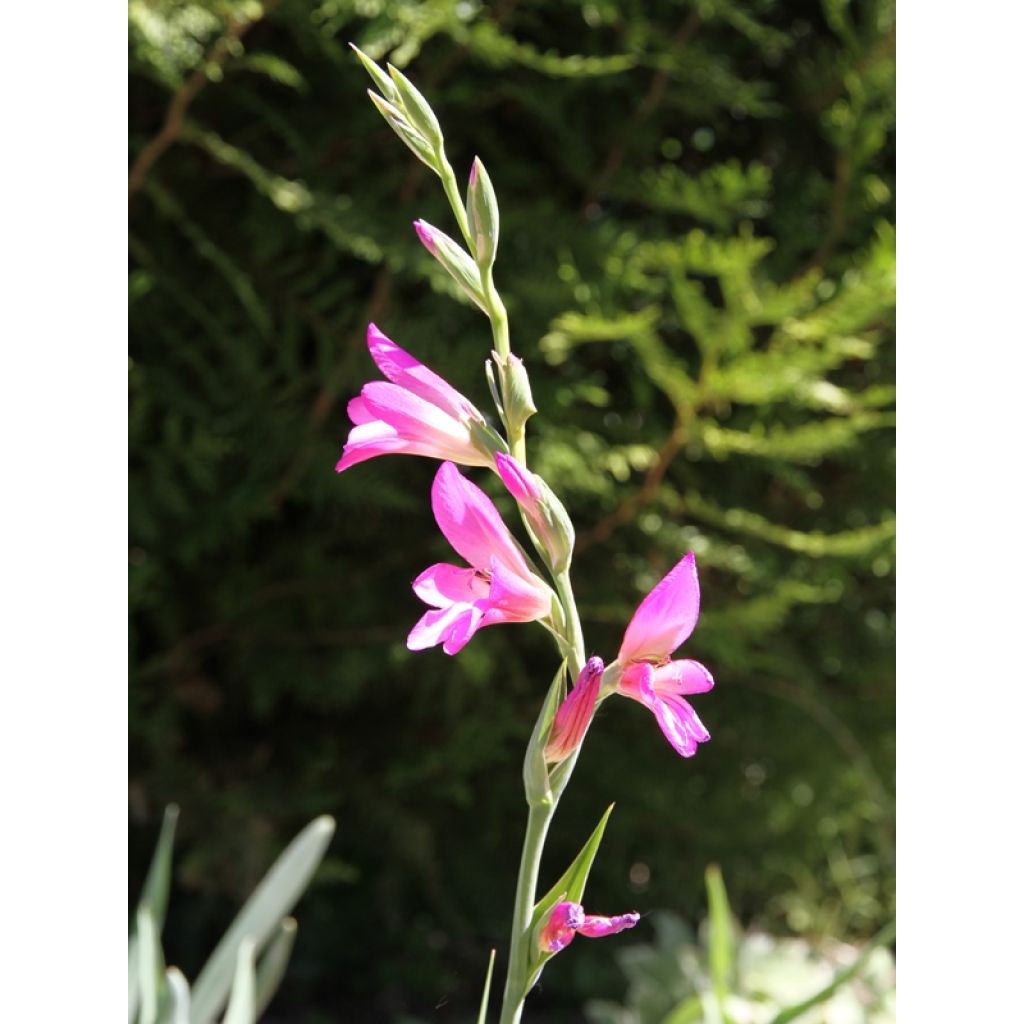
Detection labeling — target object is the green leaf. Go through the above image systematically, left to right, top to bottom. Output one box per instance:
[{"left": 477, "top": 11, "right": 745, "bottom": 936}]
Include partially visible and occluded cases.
[
  {"left": 532, "top": 803, "right": 615, "bottom": 929},
  {"left": 189, "top": 816, "right": 335, "bottom": 1024},
  {"left": 706, "top": 865, "right": 735, "bottom": 1024},
  {"left": 136, "top": 904, "right": 165, "bottom": 1024},
  {"left": 253, "top": 918, "right": 298, "bottom": 1019},
  {"left": 767, "top": 920, "right": 896, "bottom": 1024},
  {"left": 222, "top": 938, "right": 257, "bottom": 1024},
  {"left": 476, "top": 948, "right": 497, "bottom": 1024},
  {"left": 164, "top": 967, "right": 191, "bottom": 1024}
]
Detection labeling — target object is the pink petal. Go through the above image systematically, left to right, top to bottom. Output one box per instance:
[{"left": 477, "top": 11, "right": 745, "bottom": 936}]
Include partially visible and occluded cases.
[
  {"left": 366, "top": 323, "right": 475, "bottom": 422},
  {"left": 361, "top": 381, "right": 472, "bottom": 450},
  {"left": 347, "top": 395, "right": 373, "bottom": 425},
  {"left": 335, "top": 420, "right": 409, "bottom": 472},
  {"left": 495, "top": 452, "right": 542, "bottom": 502},
  {"left": 431, "top": 462, "right": 534, "bottom": 577},
  {"left": 618, "top": 553, "right": 701, "bottom": 664},
  {"left": 483, "top": 556, "right": 551, "bottom": 622},
  {"left": 411, "top": 563, "right": 488, "bottom": 608},
  {"left": 407, "top": 603, "right": 482, "bottom": 654},
  {"left": 544, "top": 657, "right": 603, "bottom": 763},
  {"left": 652, "top": 659, "right": 715, "bottom": 696},
  {"left": 618, "top": 663, "right": 710, "bottom": 758},
  {"left": 648, "top": 695, "right": 710, "bottom": 758},
  {"left": 538, "top": 901, "right": 584, "bottom": 954},
  {"left": 577, "top": 911, "right": 640, "bottom": 939}
]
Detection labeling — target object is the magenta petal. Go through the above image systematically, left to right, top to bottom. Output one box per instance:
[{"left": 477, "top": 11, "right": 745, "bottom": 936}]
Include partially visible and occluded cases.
[
  {"left": 366, "top": 323, "right": 473, "bottom": 422},
  {"left": 361, "top": 381, "right": 471, "bottom": 448},
  {"left": 347, "top": 395, "right": 373, "bottom": 425},
  {"left": 335, "top": 421, "right": 409, "bottom": 472},
  {"left": 495, "top": 452, "right": 542, "bottom": 502},
  {"left": 431, "top": 462, "right": 533, "bottom": 576},
  {"left": 618, "top": 553, "right": 701, "bottom": 663},
  {"left": 485, "top": 556, "right": 551, "bottom": 621},
  {"left": 412, "top": 563, "right": 488, "bottom": 608},
  {"left": 407, "top": 604, "right": 468, "bottom": 651},
  {"left": 441, "top": 605, "right": 484, "bottom": 655},
  {"left": 653, "top": 659, "right": 715, "bottom": 696},
  {"left": 618, "top": 661, "right": 657, "bottom": 704},
  {"left": 649, "top": 694, "right": 710, "bottom": 758},
  {"left": 538, "top": 901, "right": 585, "bottom": 953},
  {"left": 577, "top": 911, "right": 640, "bottom": 938}
]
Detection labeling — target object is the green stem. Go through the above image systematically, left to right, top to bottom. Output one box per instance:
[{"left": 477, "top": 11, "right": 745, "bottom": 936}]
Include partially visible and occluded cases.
[
  {"left": 438, "top": 152, "right": 472, "bottom": 251},
  {"left": 497, "top": 566, "right": 586, "bottom": 1024},
  {"left": 499, "top": 799, "right": 556, "bottom": 1024}
]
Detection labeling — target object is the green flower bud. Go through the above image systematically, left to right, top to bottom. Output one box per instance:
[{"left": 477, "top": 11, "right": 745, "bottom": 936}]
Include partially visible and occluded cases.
[{"left": 467, "top": 157, "right": 500, "bottom": 269}]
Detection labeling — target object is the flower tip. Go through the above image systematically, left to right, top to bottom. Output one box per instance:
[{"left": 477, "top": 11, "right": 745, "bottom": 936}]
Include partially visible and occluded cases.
[
  {"left": 469, "top": 157, "right": 480, "bottom": 187},
  {"left": 413, "top": 219, "right": 437, "bottom": 255}
]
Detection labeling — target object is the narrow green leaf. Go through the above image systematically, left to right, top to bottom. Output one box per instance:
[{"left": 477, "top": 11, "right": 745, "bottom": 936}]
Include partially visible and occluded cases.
[
  {"left": 522, "top": 661, "right": 567, "bottom": 806},
  {"left": 532, "top": 803, "right": 615, "bottom": 928},
  {"left": 141, "top": 805, "right": 180, "bottom": 931},
  {"left": 189, "top": 816, "right": 335, "bottom": 1024},
  {"left": 705, "top": 865, "right": 735, "bottom": 1024},
  {"left": 137, "top": 904, "right": 165, "bottom": 1024},
  {"left": 253, "top": 918, "right": 298, "bottom": 1019},
  {"left": 767, "top": 920, "right": 896, "bottom": 1024},
  {"left": 222, "top": 938, "right": 257, "bottom": 1024},
  {"left": 476, "top": 948, "right": 497, "bottom": 1024},
  {"left": 164, "top": 967, "right": 191, "bottom": 1024}
]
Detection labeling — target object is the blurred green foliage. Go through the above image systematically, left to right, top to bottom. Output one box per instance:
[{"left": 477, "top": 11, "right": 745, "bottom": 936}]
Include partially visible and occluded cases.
[{"left": 129, "top": 0, "right": 894, "bottom": 1019}]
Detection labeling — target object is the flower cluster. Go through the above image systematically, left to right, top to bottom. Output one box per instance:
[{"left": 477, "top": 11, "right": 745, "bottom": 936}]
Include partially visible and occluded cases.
[{"left": 337, "top": 322, "right": 714, "bottom": 760}]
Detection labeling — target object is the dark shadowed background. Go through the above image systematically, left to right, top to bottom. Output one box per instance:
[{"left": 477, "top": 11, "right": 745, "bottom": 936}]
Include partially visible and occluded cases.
[{"left": 128, "top": 1, "right": 894, "bottom": 1019}]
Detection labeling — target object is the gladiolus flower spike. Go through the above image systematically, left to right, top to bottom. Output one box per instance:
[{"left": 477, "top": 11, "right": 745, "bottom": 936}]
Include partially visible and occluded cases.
[
  {"left": 336, "top": 324, "right": 501, "bottom": 473},
  {"left": 408, "top": 462, "right": 554, "bottom": 655},
  {"left": 616, "top": 552, "right": 715, "bottom": 758},
  {"left": 538, "top": 901, "right": 639, "bottom": 955}
]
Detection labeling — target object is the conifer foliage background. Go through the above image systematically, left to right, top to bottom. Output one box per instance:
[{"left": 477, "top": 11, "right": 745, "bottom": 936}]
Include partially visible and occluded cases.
[{"left": 129, "top": 1, "right": 894, "bottom": 1018}]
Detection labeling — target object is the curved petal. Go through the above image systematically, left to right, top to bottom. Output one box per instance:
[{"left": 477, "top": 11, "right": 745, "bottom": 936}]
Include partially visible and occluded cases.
[
  {"left": 366, "top": 323, "right": 477, "bottom": 422},
  {"left": 361, "top": 381, "right": 472, "bottom": 450},
  {"left": 347, "top": 395, "right": 373, "bottom": 425},
  {"left": 335, "top": 420, "right": 409, "bottom": 472},
  {"left": 495, "top": 452, "right": 542, "bottom": 502},
  {"left": 431, "top": 462, "right": 533, "bottom": 576},
  {"left": 618, "top": 552, "right": 701, "bottom": 663},
  {"left": 485, "top": 556, "right": 551, "bottom": 622},
  {"left": 412, "top": 563, "right": 488, "bottom": 608},
  {"left": 407, "top": 604, "right": 471, "bottom": 651},
  {"left": 441, "top": 604, "right": 485, "bottom": 655},
  {"left": 652, "top": 659, "right": 715, "bottom": 696},
  {"left": 617, "top": 661, "right": 657, "bottom": 705},
  {"left": 648, "top": 695, "right": 710, "bottom": 758},
  {"left": 538, "top": 901, "right": 585, "bottom": 954},
  {"left": 577, "top": 911, "right": 640, "bottom": 939}
]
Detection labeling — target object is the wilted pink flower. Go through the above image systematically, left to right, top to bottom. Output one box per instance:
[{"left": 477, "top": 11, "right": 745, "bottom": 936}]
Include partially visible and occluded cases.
[
  {"left": 335, "top": 324, "right": 494, "bottom": 472},
  {"left": 408, "top": 462, "right": 553, "bottom": 655},
  {"left": 616, "top": 552, "right": 714, "bottom": 758},
  {"left": 544, "top": 657, "right": 603, "bottom": 763},
  {"left": 538, "top": 900, "right": 639, "bottom": 954}
]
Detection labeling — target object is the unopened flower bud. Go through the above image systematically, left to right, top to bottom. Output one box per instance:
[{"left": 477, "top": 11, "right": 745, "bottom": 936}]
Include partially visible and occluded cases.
[
  {"left": 386, "top": 63, "right": 443, "bottom": 152},
  {"left": 467, "top": 156, "right": 500, "bottom": 269},
  {"left": 413, "top": 219, "right": 487, "bottom": 312},
  {"left": 499, "top": 353, "right": 538, "bottom": 436},
  {"left": 496, "top": 452, "right": 574, "bottom": 572},
  {"left": 543, "top": 657, "right": 603, "bottom": 763}
]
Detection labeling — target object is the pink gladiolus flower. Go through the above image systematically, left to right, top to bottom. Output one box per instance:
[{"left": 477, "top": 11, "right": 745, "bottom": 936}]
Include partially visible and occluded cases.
[
  {"left": 335, "top": 324, "right": 494, "bottom": 473},
  {"left": 408, "top": 462, "right": 553, "bottom": 655},
  {"left": 616, "top": 552, "right": 715, "bottom": 758},
  {"left": 544, "top": 657, "right": 603, "bottom": 763},
  {"left": 538, "top": 900, "right": 639, "bottom": 954}
]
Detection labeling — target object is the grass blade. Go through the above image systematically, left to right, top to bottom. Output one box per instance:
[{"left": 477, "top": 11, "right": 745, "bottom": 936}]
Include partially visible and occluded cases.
[
  {"left": 705, "top": 865, "right": 734, "bottom": 1024},
  {"left": 253, "top": 918, "right": 298, "bottom": 1019},
  {"left": 222, "top": 939, "right": 257, "bottom": 1024},
  {"left": 476, "top": 948, "right": 497, "bottom": 1024}
]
